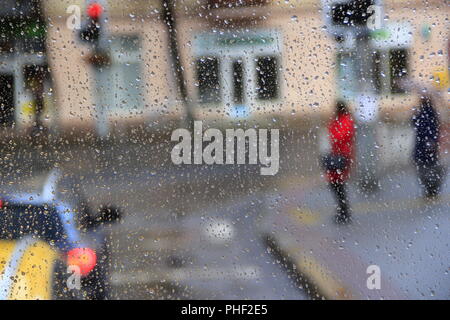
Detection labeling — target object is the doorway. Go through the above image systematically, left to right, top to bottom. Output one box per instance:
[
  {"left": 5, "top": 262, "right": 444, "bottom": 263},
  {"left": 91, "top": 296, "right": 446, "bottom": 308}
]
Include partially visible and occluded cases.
[{"left": 0, "top": 74, "right": 15, "bottom": 126}]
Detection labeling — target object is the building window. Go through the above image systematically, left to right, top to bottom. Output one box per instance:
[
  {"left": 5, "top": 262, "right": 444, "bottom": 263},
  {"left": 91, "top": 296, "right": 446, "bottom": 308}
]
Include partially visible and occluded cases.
[
  {"left": 109, "top": 35, "right": 144, "bottom": 112},
  {"left": 337, "top": 49, "right": 409, "bottom": 98},
  {"left": 389, "top": 49, "right": 408, "bottom": 94},
  {"left": 337, "top": 51, "right": 358, "bottom": 99},
  {"left": 196, "top": 56, "right": 221, "bottom": 104},
  {"left": 256, "top": 56, "right": 279, "bottom": 100},
  {"left": 111, "top": 63, "right": 142, "bottom": 110}
]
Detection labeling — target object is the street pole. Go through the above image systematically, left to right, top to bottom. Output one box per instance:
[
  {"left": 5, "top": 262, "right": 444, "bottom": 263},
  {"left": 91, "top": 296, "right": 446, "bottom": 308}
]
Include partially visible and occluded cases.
[
  {"left": 87, "top": 0, "right": 110, "bottom": 139},
  {"left": 161, "top": 0, "right": 194, "bottom": 129},
  {"left": 353, "top": 0, "right": 385, "bottom": 192},
  {"left": 354, "top": 29, "right": 379, "bottom": 192}
]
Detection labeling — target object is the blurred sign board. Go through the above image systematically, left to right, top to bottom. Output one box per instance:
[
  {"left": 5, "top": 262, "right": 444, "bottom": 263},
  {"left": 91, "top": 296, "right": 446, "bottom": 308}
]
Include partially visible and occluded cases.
[
  {"left": 207, "top": 0, "right": 269, "bottom": 8},
  {"left": 370, "top": 22, "right": 412, "bottom": 49},
  {"left": 193, "top": 29, "right": 281, "bottom": 56},
  {"left": 432, "top": 67, "right": 449, "bottom": 89},
  {"left": 230, "top": 105, "right": 251, "bottom": 119}
]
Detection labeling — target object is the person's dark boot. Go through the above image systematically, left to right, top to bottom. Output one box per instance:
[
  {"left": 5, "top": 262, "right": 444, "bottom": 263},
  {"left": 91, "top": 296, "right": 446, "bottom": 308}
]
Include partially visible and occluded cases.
[
  {"left": 424, "top": 186, "right": 439, "bottom": 200},
  {"left": 334, "top": 206, "right": 351, "bottom": 225},
  {"left": 334, "top": 213, "right": 351, "bottom": 225}
]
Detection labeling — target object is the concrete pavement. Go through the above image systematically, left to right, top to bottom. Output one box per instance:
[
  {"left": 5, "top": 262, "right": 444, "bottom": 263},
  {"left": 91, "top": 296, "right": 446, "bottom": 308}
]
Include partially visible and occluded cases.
[
  {"left": 261, "top": 165, "right": 450, "bottom": 299},
  {"left": 108, "top": 193, "right": 308, "bottom": 299}
]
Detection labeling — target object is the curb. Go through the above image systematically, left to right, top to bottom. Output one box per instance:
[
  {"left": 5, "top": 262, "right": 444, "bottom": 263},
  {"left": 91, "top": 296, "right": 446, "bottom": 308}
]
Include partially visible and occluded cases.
[{"left": 263, "top": 234, "right": 353, "bottom": 300}]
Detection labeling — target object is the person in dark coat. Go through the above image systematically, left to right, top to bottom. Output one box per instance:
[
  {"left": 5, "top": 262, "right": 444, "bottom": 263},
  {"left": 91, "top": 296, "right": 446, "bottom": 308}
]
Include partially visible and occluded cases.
[
  {"left": 412, "top": 95, "right": 443, "bottom": 198},
  {"left": 324, "top": 101, "right": 355, "bottom": 224}
]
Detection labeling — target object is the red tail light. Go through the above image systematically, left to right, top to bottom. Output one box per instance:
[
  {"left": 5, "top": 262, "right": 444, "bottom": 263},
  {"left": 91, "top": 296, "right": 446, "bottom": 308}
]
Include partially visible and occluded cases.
[{"left": 67, "top": 248, "right": 97, "bottom": 276}]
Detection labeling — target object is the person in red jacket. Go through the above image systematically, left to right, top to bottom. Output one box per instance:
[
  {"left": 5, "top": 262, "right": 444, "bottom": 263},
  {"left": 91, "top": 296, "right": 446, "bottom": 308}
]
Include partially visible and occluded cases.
[{"left": 325, "top": 101, "right": 355, "bottom": 224}]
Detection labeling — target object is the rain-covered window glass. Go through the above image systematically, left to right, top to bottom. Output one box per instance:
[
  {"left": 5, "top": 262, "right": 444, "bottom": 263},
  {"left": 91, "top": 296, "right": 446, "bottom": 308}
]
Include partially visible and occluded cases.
[
  {"left": 0, "top": 0, "right": 448, "bottom": 304},
  {"left": 196, "top": 56, "right": 221, "bottom": 104},
  {"left": 256, "top": 56, "right": 278, "bottom": 100}
]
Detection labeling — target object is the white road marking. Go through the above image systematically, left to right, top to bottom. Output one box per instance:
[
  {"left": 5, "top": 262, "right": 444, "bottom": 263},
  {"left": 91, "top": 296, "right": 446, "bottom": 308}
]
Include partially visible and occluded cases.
[
  {"left": 203, "top": 219, "right": 235, "bottom": 243},
  {"left": 110, "top": 265, "right": 261, "bottom": 285}
]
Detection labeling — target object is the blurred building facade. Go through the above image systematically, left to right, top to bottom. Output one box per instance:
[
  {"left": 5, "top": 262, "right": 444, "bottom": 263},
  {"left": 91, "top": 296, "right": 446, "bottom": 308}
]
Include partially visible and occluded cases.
[{"left": 1, "top": 0, "right": 448, "bottom": 134}]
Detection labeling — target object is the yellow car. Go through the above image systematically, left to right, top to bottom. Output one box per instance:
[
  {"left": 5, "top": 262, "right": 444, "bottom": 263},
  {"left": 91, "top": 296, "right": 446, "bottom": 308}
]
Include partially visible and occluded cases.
[
  {"left": 0, "top": 176, "right": 121, "bottom": 300},
  {"left": 0, "top": 238, "right": 59, "bottom": 300}
]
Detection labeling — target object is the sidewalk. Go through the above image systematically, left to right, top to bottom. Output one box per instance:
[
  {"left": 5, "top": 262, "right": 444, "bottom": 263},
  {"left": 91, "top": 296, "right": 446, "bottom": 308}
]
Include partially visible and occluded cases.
[{"left": 261, "top": 166, "right": 450, "bottom": 299}]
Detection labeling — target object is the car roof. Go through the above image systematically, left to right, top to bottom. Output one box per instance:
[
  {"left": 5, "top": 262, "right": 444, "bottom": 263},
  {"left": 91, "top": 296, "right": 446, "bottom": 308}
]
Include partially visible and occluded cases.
[
  {"left": 1, "top": 169, "right": 71, "bottom": 208},
  {"left": 1, "top": 193, "right": 81, "bottom": 251},
  {"left": 3, "top": 193, "right": 73, "bottom": 210}
]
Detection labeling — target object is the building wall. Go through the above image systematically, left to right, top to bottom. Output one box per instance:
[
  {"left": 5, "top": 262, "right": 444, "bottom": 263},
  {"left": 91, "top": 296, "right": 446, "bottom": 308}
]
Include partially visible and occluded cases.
[
  {"left": 42, "top": 0, "right": 449, "bottom": 132},
  {"left": 43, "top": 0, "right": 181, "bottom": 133},
  {"left": 176, "top": 0, "right": 449, "bottom": 125},
  {"left": 378, "top": 0, "right": 449, "bottom": 121}
]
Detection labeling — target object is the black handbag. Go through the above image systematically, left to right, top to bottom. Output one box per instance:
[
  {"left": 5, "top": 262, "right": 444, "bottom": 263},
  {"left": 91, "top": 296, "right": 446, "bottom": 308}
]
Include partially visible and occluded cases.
[{"left": 321, "top": 154, "right": 348, "bottom": 171}]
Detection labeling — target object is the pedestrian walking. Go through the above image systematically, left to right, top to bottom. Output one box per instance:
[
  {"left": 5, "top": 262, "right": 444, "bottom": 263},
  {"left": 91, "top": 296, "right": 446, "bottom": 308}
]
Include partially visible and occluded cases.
[
  {"left": 412, "top": 94, "right": 444, "bottom": 198},
  {"left": 321, "top": 101, "right": 355, "bottom": 224}
]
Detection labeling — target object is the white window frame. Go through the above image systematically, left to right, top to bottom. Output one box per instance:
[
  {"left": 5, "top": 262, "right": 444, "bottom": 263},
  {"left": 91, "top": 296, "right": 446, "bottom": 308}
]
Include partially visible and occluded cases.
[{"left": 193, "top": 29, "right": 282, "bottom": 111}]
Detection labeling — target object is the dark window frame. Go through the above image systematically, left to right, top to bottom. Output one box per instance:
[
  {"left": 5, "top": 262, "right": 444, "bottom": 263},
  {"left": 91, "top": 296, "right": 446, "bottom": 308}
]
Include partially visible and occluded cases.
[
  {"left": 389, "top": 48, "right": 408, "bottom": 94},
  {"left": 255, "top": 55, "right": 279, "bottom": 101},
  {"left": 195, "top": 56, "right": 221, "bottom": 104},
  {"left": 232, "top": 59, "right": 245, "bottom": 105}
]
